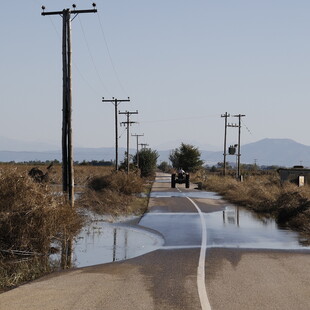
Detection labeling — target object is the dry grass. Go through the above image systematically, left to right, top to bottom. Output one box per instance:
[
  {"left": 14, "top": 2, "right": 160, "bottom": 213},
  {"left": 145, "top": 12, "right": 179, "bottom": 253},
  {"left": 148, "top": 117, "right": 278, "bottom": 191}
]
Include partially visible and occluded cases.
[
  {"left": 0, "top": 164, "right": 113, "bottom": 187},
  {"left": 0, "top": 164, "right": 148, "bottom": 290},
  {"left": 0, "top": 167, "right": 83, "bottom": 291},
  {"left": 0, "top": 168, "right": 82, "bottom": 254},
  {"left": 77, "top": 171, "right": 148, "bottom": 217},
  {"left": 199, "top": 174, "right": 310, "bottom": 234},
  {"left": 0, "top": 256, "right": 54, "bottom": 292}
]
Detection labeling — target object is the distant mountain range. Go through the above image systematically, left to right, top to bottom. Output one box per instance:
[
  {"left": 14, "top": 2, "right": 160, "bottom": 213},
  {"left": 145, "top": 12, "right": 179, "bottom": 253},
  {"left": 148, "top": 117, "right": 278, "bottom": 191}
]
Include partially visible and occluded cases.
[{"left": 0, "top": 138, "right": 309, "bottom": 168}]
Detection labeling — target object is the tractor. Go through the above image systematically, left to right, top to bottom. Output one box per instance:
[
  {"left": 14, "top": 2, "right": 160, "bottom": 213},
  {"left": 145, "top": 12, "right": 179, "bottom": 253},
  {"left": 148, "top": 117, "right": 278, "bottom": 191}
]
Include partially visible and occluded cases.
[{"left": 171, "top": 171, "right": 190, "bottom": 188}]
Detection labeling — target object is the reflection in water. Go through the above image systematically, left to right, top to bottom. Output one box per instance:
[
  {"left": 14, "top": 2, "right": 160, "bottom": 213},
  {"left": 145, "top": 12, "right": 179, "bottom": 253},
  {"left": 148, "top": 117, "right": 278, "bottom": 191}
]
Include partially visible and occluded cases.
[
  {"left": 54, "top": 188, "right": 310, "bottom": 270},
  {"left": 150, "top": 191, "right": 221, "bottom": 199},
  {"left": 140, "top": 205, "right": 310, "bottom": 250},
  {"left": 207, "top": 205, "right": 310, "bottom": 248},
  {"left": 223, "top": 207, "right": 240, "bottom": 227},
  {"left": 70, "top": 222, "right": 164, "bottom": 268},
  {"left": 61, "top": 238, "right": 73, "bottom": 269}
]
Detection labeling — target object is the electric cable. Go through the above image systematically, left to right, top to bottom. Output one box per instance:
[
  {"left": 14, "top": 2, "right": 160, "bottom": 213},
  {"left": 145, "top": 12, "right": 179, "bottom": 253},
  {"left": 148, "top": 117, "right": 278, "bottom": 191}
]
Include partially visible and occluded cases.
[
  {"left": 96, "top": 12, "right": 129, "bottom": 97},
  {"left": 78, "top": 15, "right": 112, "bottom": 96}
]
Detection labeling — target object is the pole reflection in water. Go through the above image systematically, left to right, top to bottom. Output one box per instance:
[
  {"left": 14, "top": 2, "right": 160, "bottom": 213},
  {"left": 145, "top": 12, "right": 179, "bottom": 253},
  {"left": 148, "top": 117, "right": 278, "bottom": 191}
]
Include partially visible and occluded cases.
[
  {"left": 222, "top": 206, "right": 240, "bottom": 226},
  {"left": 71, "top": 222, "right": 164, "bottom": 268},
  {"left": 113, "top": 228, "right": 117, "bottom": 262},
  {"left": 124, "top": 229, "right": 128, "bottom": 260},
  {"left": 61, "top": 238, "right": 72, "bottom": 269}
]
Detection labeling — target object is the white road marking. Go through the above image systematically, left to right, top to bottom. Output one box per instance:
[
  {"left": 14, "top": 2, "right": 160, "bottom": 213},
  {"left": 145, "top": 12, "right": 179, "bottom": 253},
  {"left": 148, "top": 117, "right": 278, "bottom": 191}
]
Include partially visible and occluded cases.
[
  {"left": 176, "top": 186, "right": 211, "bottom": 310},
  {"left": 186, "top": 196, "right": 212, "bottom": 310}
]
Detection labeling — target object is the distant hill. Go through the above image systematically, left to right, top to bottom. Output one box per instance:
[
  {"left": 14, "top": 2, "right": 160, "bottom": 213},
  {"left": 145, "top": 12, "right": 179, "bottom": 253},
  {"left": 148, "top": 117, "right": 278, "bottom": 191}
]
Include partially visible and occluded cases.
[
  {"left": 0, "top": 138, "right": 309, "bottom": 168},
  {"left": 159, "top": 138, "right": 310, "bottom": 168}
]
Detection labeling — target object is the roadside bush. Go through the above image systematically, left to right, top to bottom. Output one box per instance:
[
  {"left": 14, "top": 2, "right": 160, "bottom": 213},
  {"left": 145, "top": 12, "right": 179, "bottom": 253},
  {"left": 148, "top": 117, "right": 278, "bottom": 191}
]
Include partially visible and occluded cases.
[
  {"left": 0, "top": 168, "right": 82, "bottom": 254},
  {"left": 78, "top": 171, "right": 146, "bottom": 216},
  {"left": 88, "top": 171, "right": 144, "bottom": 195},
  {"left": 200, "top": 174, "right": 310, "bottom": 234},
  {"left": 276, "top": 191, "right": 310, "bottom": 224}
]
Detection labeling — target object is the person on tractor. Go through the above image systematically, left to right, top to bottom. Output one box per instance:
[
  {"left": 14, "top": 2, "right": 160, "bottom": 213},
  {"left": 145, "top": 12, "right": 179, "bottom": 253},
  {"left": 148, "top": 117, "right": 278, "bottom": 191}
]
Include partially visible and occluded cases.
[{"left": 178, "top": 168, "right": 185, "bottom": 180}]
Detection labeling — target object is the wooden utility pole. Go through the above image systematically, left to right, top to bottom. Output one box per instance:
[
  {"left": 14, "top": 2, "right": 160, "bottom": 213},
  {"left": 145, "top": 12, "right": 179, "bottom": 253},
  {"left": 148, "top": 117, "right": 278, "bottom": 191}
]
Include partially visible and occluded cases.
[
  {"left": 42, "top": 4, "right": 97, "bottom": 207},
  {"left": 102, "top": 97, "right": 130, "bottom": 171},
  {"left": 119, "top": 111, "right": 138, "bottom": 174},
  {"left": 221, "top": 112, "right": 230, "bottom": 176},
  {"left": 233, "top": 114, "right": 246, "bottom": 180},
  {"left": 227, "top": 122, "right": 238, "bottom": 178},
  {"left": 131, "top": 133, "right": 144, "bottom": 167}
]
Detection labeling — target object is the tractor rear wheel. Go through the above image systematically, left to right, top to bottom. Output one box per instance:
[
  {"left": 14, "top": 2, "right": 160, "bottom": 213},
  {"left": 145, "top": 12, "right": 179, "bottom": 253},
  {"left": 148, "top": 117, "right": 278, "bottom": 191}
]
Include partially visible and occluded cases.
[
  {"left": 171, "top": 173, "right": 176, "bottom": 188},
  {"left": 185, "top": 174, "right": 190, "bottom": 188}
]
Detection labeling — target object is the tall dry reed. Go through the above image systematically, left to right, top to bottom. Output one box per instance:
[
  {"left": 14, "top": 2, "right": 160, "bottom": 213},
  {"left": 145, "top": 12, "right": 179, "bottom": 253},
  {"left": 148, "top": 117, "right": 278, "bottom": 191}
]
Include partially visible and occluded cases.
[{"left": 201, "top": 174, "right": 310, "bottom": 233}]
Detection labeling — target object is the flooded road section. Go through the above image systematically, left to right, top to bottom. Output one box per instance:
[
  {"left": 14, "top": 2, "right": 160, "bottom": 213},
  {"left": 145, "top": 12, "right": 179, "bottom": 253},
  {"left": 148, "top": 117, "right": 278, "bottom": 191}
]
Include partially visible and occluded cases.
[
  {"left": 71, "top": 174, "right": 309, "bottom": 268},
  {"left": 140, "top": 206, "right": 310, "bottom": 250}
]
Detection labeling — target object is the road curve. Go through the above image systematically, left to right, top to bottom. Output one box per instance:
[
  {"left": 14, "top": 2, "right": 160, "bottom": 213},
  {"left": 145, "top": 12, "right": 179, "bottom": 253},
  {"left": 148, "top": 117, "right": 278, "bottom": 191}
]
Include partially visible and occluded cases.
[{"left": 0, "top": 173, "right": 310, "bottom": 310}]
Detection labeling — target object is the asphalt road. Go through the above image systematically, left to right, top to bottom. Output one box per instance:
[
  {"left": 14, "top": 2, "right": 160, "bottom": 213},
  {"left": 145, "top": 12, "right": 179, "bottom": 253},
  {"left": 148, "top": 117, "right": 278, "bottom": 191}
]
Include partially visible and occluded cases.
[{"left": 0, "top": 173, "right": 310, "bottom": 310}]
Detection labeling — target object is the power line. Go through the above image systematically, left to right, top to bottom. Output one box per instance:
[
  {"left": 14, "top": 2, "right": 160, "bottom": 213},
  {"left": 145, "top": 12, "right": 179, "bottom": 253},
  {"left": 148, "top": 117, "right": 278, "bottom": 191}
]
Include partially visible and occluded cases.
[
  {"left": 43, "top": 8, "right": 103, "bottom": 97},
  {"left": 96, "top": 12, "right": 129, "bottom": 97},
  {"left": 78, "top": 15, "right": 112, "bottom": 96},
  {"left": 141, "top": 113, "right": 219, "bottom": 124},
  {"left": 241, "top": 119, "right": 253, "bottom": 136}
]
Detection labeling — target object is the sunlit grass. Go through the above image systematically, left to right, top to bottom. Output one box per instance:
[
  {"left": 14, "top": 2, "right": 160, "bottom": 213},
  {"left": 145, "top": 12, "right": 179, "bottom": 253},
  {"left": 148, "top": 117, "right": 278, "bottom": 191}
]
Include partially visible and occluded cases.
[{"left": 197, "top": 173, "right": 310, "bottom": 234}]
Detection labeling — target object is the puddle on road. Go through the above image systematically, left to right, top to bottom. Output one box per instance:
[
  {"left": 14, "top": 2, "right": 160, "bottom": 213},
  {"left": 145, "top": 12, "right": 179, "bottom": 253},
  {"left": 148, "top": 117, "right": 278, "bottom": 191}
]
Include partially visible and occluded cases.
[
  {"left": 154, "top": 179, "right": 171, "bottom": 183},
  {"left": 150, "top": 191, "right": 221, "bottom": 199},
  {"left": 140, "top": 206, "right": 310, "bottom": 250},
  {"left": 206, "top": 206, "right": 310, "bottom": 249},
  {"left": 69, "top": 221, "right": 164, "bottom": 268}
]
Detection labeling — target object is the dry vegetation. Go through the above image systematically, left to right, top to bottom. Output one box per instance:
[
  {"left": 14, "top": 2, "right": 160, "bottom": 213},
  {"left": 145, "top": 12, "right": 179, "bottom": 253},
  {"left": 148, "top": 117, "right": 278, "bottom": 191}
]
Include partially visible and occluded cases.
[
  {"left": 0, "top": 163, "right": 150, "bottom": 291},
  {"left": 0, "top": 163, "right": 113, "bottom": 186},
  {"left": 0, "top": 166, "right": 83, "bottom": 291},
  {"left": 77, "top": 170, "right": 149, "bottom": 216},
  {"left": 197, "top": 172, "right": 310, "bottom": 234}
]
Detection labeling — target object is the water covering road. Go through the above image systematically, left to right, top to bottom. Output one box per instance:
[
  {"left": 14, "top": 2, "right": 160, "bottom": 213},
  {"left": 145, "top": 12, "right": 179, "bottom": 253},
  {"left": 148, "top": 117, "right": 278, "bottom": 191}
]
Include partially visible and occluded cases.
[{"left": 72, "top": 174, "right": 309, "bottom": 268}]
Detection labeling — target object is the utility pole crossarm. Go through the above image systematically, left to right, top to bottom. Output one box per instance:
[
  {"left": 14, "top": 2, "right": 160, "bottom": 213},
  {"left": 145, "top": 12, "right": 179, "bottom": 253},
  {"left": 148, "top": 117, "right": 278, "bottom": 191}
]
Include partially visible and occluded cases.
[
  {"left": 41, "top": 4, "right": 97, "bottom": 16},
  {"left": 41, "top": 9, "right": 97, "bottom": 16},
  {"left": 102, "top": 97, "right": 130, "bottom": 103},
  {"left": 119, "top": 110, "right": 138, "bottom": 115},
  {"left": 120, "top": 121, "right": 137, "bottom": 126}
]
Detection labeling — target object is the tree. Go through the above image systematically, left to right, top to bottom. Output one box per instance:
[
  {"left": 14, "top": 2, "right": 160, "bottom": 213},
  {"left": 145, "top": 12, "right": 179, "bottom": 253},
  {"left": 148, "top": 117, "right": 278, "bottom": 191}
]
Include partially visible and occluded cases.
[
  {"left": 169, "top": 143, "right": 204, "bottom": 172},
  {"left": 133, "top": 148, "right": 159, "bottom": 177},
  {"left": 158, "top": 161, "right": 171, "bottom": 173}
]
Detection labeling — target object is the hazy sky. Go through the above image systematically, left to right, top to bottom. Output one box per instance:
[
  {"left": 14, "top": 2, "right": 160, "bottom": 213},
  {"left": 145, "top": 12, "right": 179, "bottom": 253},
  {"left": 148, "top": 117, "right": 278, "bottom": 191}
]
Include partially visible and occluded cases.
[{"left": 1, "top": 0, "right": 310, "bottom": 152}]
